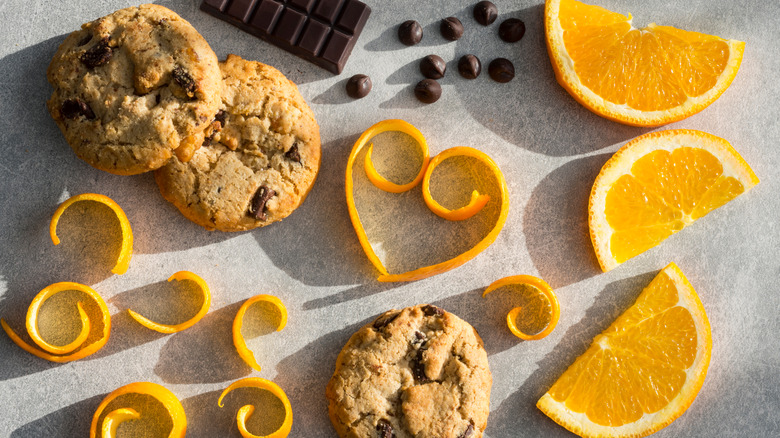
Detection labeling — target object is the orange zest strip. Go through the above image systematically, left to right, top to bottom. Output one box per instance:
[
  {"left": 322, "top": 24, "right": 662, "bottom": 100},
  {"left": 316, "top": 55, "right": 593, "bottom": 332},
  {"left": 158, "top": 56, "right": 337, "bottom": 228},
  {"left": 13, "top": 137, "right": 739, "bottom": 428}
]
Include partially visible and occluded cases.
[
  {"left": 346, "top": 120, "right": 510, "bottom": 282},
  {"left": 364, "top": 135, "right": 429, "bottom": 193},
  {"left": 422, "top": 146, "right": 493, "bottom": 221},
  {"left": 49, "top": 193, "right": 133, "bottom": 275},
  {"left": 127, "top": 271, "right": 211, "bottom": 334},
  {"left": 482, "top": 275, "right": 560, "bottom": 341},
  {"left": 1, "top": 281, "right": 111, "bottom": 362},
  {"left": 233, "top": 294, "right": 288, "bottom": 372},
  {"left": 218, "top": 377, "right": 293, "bottom": 438},
  {"left": 90, "top": 382, "right": 186, "bottom": 438},
  {"left": 101, "top": 408, "right": 140, "bottom": 438}
]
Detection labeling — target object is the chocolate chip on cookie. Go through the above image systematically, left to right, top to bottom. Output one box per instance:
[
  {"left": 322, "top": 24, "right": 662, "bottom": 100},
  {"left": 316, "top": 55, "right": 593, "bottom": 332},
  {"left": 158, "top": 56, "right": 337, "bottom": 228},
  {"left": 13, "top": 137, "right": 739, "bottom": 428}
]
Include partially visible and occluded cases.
[
  {"left": 79, "top": 37, "right": 112, "bottom": 69},
  {"left": 172, "top": 66, "right": 198, "bottom": 99},
  {"left": 60, "top": 99, "right": 95, "bottom": 120},
  {"left": 285, "top": 142, "right": 301, "bottom": 163},
  {"left": 249, "top": 186, "right": 276, "bottom": 221},
  {"left": 377, "top": 419, "right": 395, "bottom": 438}
]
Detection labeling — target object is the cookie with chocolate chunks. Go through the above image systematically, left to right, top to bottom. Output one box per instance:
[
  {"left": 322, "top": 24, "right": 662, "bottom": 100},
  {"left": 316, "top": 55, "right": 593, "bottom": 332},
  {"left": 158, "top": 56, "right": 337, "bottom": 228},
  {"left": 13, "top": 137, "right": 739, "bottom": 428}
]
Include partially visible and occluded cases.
[
  {"left": 46, "top": 4, "right": 222, "bottom": 175},
  {"left": 155, "top": 54, "right": 321, "bottom": 231},
  {"left": 326, "top": 304, "right": 492, "bottom": 438}
]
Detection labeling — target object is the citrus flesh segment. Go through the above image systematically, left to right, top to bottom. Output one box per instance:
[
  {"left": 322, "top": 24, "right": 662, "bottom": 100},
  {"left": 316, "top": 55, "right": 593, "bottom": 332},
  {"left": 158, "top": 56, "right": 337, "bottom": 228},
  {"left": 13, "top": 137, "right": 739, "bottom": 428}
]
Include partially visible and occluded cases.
[
  {"left": 545, "top": 0, "right": 745, "bottom": 126},
  {"left": 589, "top": 130, "right": 758, "bottom": 272},
  {"left": 537, "top": 262, "right": 711, "bottom": 437}
]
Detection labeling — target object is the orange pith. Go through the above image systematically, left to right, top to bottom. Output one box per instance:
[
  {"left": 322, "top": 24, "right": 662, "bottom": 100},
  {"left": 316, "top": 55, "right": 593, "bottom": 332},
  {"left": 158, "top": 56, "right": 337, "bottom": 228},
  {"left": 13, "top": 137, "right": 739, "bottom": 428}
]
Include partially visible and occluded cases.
[
  {"left": 545, "top": 0, "right": 745, "bottom": 126},
  {"left": 589, "top": 130, "right": 758, "bottom": 272},
  {"left": 537, "top": 263, "right": 711, "bottom": 437}
]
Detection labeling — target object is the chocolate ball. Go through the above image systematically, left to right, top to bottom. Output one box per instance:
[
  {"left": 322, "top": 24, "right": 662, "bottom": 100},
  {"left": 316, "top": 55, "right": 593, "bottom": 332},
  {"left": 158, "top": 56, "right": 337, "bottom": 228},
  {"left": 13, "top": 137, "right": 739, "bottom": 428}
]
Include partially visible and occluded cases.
[
  {"left": 473, "top": 1, "right": 498, "bottom": 26},
  {"left": 440, "top": 17, "right": 464, "bottom": 41},
  {"left": 499, "top": 18, "right": 526, "bottom": 43},
  {"left": 399, "top": 20, "right": 423, "bottom": 46},
  {"left": 458, "top": 54, "right": 481, "bottom": 79},
  {"left": 420, "top": 55, "right": 447, "bottom": 79},
  {"left": 488, "top": 58, "right": 515, "bottom": 83},
  {"left": 346, "top": 74, "right": 372, "bottom": 99},
  {"left": 414, "top": 79, "right": 442, "bottom": 104}
]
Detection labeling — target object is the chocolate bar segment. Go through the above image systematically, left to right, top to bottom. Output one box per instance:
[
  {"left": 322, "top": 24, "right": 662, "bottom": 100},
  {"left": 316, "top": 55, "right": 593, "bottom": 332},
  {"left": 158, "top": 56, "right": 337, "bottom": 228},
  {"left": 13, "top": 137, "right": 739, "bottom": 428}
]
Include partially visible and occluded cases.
[{"left": 200, "top": 0, "right": 371, "bottom": 74}]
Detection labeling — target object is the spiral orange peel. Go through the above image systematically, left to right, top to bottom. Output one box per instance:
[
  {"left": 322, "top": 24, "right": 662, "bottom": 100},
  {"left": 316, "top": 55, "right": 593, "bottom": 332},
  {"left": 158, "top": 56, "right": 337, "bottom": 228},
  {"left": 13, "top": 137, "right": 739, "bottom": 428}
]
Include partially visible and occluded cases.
[
  {"left": 346, "top": 119, "right": 509, "bottom": 282},
  {"left": 49, "top": 193, "right": 133, "bottom": 275},
  {"left": 127, "top": 271, "right": 211, "bottom": 334},
  {"left": 482, "top": 275, "right": 560, "bottom": 341},
  {"left": 1, "top": 281, "right": 111, "bottom": 362},
  {"left": 233, "top": 294, "right": 287, "bottom": 371},
  {"left": 218, "top": 377, "right": 293, "bottom": 438},
  {"left": 90, "top": 382, "right": 186, "bottom": 438}
]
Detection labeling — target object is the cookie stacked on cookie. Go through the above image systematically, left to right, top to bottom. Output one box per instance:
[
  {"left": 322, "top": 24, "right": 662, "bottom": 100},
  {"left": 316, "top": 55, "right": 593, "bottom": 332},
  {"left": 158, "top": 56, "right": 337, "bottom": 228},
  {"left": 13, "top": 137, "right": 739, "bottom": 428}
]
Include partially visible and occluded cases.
[{"left": 47, "top": 5, "right": 321, "bottom": 231}]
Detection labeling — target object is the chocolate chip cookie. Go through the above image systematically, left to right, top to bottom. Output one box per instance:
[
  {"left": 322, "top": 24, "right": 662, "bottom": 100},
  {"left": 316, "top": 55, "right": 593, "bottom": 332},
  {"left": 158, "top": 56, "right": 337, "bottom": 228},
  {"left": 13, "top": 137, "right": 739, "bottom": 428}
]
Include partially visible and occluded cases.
[
  {"left": 47, "top": 4, "right": 222, "bottom": 175},
  {"left": 154, "top": 54, "right": 321, "bottom": 231},
  {"left": 326, "top": 304, "right": 492, "bottom": 438}
]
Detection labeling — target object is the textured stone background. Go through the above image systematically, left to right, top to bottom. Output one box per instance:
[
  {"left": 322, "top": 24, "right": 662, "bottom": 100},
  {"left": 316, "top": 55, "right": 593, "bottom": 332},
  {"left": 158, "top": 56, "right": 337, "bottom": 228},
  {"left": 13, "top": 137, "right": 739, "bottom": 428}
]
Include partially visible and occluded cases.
[{"left": 0, "top": 0, "right": 778, "bottom": 436}]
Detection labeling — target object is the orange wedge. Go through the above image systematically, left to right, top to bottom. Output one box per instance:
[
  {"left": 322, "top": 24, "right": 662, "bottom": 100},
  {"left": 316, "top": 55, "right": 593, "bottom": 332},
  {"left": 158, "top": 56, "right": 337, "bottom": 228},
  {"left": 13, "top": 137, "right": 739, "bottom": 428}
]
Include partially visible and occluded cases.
[
  {"left": 545, "top": 0, "right": 745, "bottom": 126},
  {"left": 589, "top": 130, "right": 758, "bottom": 272},
  {"left": 538, "top": 262, "right": 711, "bottom": 437}
]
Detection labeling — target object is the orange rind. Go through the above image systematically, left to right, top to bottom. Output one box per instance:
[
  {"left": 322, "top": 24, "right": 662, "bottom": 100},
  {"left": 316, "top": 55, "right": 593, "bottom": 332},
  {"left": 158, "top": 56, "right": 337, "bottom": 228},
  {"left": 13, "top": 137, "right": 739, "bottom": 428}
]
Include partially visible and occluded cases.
[
  {"left": 346, "top": 119, "right": 509, "bottom": 282},
  {"left": 49, "top": 193, "right": 133, "bottom": 275},
  {"left": 127, "top": 271, "right": 211, "bottom": 334},
  {"left": 482, "top": 275, "right": 560, "bottom": 340},
  {"left": 1, "top": 281, "right": 110, "bottom": 362},
  {"left": 233, "top": 294, "right": 288, "bottom": 371},
  {"left": 218, "top": 377, "right": 293, "bottom": 438},
  {"left": 91, "top": 382, "right": 186, "bottom": 438}
]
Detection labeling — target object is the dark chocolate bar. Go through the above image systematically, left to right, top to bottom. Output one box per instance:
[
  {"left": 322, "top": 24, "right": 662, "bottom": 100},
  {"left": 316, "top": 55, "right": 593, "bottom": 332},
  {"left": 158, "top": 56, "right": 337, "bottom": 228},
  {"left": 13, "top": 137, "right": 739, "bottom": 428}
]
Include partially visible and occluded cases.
[{"left": 201, "top": 0, "right": 371, "bottom": 74}]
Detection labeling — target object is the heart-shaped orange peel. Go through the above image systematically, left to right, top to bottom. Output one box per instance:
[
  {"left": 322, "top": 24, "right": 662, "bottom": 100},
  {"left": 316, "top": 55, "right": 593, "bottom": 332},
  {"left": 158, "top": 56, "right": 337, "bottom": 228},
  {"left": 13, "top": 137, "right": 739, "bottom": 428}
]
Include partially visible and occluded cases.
[
  {"left": 346, "top": 119, "right": 509, "bottom": 282},
  {"left": 49, "top": 193, "right": 133, "bottom": 275},
  {"left": 127, "top": 271, "right": 211, "bottom": 334},
  {"left": 482, "top": 275, "right": 560, "bottom": 341},
  {"left": 1, "top": 281, "right": 111, "bottom": 362},
  {"left": 233, "top": 294, "right": 288, "bottom": 371},
  {"left": 218, "top": 377, "right": 293, "bottom": 438},
  {"left": 90, "top": 381, "right": 187, "bottom": 438}
]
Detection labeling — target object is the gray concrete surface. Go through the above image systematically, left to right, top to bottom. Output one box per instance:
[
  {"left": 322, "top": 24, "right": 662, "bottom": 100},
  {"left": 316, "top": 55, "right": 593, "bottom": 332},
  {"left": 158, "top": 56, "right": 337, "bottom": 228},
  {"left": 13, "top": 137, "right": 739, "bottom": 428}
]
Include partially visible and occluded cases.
[{"left": 0, "top": 0, "right": 778, "bottom": 436}]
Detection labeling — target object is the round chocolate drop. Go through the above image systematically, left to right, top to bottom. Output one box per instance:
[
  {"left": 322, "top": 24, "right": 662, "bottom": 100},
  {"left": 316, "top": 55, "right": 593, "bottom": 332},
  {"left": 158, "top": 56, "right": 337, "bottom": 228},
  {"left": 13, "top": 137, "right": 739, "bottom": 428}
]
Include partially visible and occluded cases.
[
  {"left": 473, "top": 1, "right": 498, "bottom": 26},
  {"left": 440, "top": 17, "right": 464, "bottom": 41},
  {"left": 499, "top": 18, "right": 526, "bottom": 43},
  {"left": 399, "top": 20, "right": 423, "bottom": 46},
  {"left": 458, "top": 54, "right": 481, "bottom": 79},
  {"left": 420, "top": 55, "right": 447, "bottom": 79},
  {"left": 488, "top": 58, "right": 515, "bottom": 83},
  {"left": 346, "top": 74, "right": 372, "bottom": 99},
  {"left": 414, "top": 79, "right": 442, "bottom": 104}
]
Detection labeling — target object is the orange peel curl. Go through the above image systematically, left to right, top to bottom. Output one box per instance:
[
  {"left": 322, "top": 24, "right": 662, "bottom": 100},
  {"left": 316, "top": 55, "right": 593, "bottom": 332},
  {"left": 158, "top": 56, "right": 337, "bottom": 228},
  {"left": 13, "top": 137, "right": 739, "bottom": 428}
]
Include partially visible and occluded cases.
[
  {"left": 346, "top": 119, "right": 509, "bottom": 282},
  {"left": 49, "top": 193, "right": 133, "bottom": 275},
  {"left": 127, "top": 271, "right": 211, "bottom": 334},
  {"left": 482, "top": 275, "right": 560, "bottom": 341},
  {"left": 1, "top": 281, "right": 111, "bottom": 362},
  {"left": 233, "top": 294, "right": 287, "bottom": 371},
  {"left": 218, "top": 377, "right": 293, "bottom": 438},
  {"left": 90, "top": 382, "right": 186, "bottom": 438}
]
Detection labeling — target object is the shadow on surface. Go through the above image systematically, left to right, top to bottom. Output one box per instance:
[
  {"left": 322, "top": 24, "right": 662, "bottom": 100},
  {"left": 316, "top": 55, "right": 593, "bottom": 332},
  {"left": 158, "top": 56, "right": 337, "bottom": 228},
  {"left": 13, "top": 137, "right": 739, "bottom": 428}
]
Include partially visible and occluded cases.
[
  {"left": 452, "top": 4, "right": 649, "bottom": 156},
  {"left": 253, "top": 135, "right": 378, "bottom": 287},
  {"left": 523, "top": 154, "right": 609, "bottom": 289},
  {"left": 486, "top": 271, "right": 657, "bottom": 437},
  {"left": 302, "top": 282, "right": 396, "bottom": 310},
  {"left": 432, "top": 287, "right": 520, "bottom": 357},
  {"left": 154, "top": 302, "right": 252, "bottom": 384},
  {"left": 274, "top": 317, "right": 372, "bottom": 436},
  {"left": 10, "top": 393, "right": 105, "bottom": 438}
]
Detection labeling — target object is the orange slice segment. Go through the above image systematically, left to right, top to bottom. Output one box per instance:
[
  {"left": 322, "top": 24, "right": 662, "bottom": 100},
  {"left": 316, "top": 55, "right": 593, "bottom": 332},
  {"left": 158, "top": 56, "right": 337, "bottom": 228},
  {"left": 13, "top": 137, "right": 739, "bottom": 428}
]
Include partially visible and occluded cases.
[
  {"left": 545, "top": 0, "right": 745, "bottom": 126},
  {"left": 589, "top": 130, "right": 758, "bottom": 271},
  {"left": 537, "top": 262, "right": 711, "bottom": 437}
]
